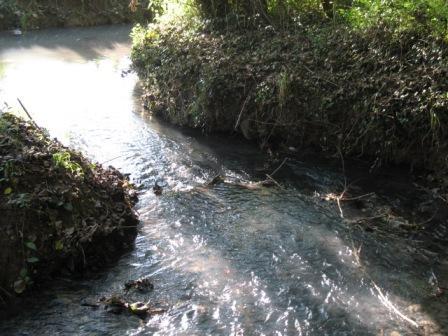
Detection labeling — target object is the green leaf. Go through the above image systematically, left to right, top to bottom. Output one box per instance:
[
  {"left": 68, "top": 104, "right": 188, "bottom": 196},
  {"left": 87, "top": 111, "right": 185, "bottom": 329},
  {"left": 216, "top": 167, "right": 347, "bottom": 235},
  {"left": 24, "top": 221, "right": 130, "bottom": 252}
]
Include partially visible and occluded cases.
[
  {"left": 4, "top": 187, "right": 12, "bottom": 195},
  {"left": 64, "top": 203, "right": 73, "bottom": 211},
  {"left": 64, "top": 227, "right": 75, "bottom": 236},
  {"left": 55, "top": 240, "right": 64, "bottom": 251},
  {"left": 25, "top": 241, "right": 37, "bottom": 251},
  {"left": 27, "top": 257, "right": 39, "bottom": 263},
  {"left": 19, "top": 268, "right": 27, "bottom": 278},
  {"left": 13, "top": 279, "right": 26, "bottom": 294}
]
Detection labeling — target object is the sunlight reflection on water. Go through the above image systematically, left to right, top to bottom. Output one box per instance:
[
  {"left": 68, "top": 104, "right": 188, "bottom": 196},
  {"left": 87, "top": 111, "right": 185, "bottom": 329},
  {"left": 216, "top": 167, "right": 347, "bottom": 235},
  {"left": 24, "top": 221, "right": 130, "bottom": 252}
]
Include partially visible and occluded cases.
[{"left": 0, "top": 25, "right": 443, "bottom": 336}]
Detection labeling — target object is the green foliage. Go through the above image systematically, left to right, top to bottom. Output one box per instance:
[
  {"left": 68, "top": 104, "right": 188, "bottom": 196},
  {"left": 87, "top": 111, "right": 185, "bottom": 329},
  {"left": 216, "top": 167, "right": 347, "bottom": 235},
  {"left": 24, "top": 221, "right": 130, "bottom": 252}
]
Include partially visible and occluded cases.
[
  {"left": 0, "top": 0, "right": 142, "bottom": 31},
  {"left": 0, "top": 0, "right": 21, "bottom": 30},
  {"left": 131, "top": 0, "right": 448, "bottom": 177},
  {"left": 147, "top": 0, "right": 448, "bottom": 39},
  {"left": 342, "top": 0, "right": 448, "bottom": 39},
  {"left": 132, "top": 15, "right": 448, "bottom": 171},
  {"left": 277, "top": 71, "right": 291, "bottom": 107},
  {"left": 0, "top": 113, "right": 138, "bottom": 298},
  {"left": 52, "top": 151, "right": 84, "bottom": 177},
  {"left": 0, "top": 160, "right": 18, "bottom": 183},
  {"left": 7, "top": 192, "right": 32, "bottom": 208},
  {"left": 54, "top": 240, "right": 64, "bottom": 251},
  {"left": 25, "top": 241, "right": 37, "bottom": 251},
  {"left": 13, "top": 268, "right": 32, "bottom": 294}
]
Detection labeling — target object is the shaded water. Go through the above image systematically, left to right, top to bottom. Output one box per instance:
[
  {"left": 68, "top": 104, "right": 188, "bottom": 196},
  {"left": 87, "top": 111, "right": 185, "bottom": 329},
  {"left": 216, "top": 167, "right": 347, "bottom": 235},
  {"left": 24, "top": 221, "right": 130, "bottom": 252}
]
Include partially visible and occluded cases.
[{"left": 0, "top": 25, "right": 446, "bottom": 335}]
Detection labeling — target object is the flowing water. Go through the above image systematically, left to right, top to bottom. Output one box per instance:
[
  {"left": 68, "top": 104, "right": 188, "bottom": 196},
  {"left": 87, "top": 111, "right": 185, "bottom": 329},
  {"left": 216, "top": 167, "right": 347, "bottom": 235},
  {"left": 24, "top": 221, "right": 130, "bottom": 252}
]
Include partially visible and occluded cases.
[{"left": 0, "top": 25, "right": 446, "bottom": 336}]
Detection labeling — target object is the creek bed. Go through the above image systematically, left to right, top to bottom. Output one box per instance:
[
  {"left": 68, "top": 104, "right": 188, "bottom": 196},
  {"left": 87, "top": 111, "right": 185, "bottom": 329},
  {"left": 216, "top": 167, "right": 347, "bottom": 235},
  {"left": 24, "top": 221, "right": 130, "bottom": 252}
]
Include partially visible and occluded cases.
[{"left": 0, "top": 25, "right": 447, "bottom": 336}]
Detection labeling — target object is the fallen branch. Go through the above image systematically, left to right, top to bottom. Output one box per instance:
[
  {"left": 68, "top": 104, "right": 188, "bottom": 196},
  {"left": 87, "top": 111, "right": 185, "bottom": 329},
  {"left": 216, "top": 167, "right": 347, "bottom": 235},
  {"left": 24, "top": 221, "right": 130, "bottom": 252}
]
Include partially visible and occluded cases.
[
  {"left": 17, "top": 98, "right": 39, "bottom": 129},
  {"left": 336, "top": 147, "right": 348, "bottom": 218},
  {"left": 101, "top": 154, "right": 127, "bottom": 165},
  {"left": 270, "top": 158, "right": 288, "bottom": 177},
  {"left": 265, "top": 173, "right": 283, "bottom": 189},
  {"left": 341, "top": 192, "right": 375, "bottom": 201},
  {"left": 336, "top": 194, "right": 345, "bottom": 218},
  {"left": 346, "top": 213, "right": 388, "bottom": 224},
  {"left": 372, "top": 281, "right": 419, "bottom": 329},
  {"left": 0, "top": 285, "right": 12, "bottom": 298}
]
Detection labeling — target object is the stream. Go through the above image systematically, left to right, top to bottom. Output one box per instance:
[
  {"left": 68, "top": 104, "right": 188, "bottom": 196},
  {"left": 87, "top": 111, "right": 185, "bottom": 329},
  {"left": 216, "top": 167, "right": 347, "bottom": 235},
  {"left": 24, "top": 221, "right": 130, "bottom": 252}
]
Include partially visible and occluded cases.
[{"left": 0, "top": 25, "right": 447, "bottom": 336}]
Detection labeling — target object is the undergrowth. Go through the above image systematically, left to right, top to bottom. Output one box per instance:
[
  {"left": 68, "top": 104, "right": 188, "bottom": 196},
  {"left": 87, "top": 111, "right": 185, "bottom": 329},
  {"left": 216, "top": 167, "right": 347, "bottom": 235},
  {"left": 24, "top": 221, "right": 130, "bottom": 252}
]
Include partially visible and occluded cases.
[
  {"left": 0, "top": 0, "right": 153, "bottom": 31},
  {"left": 131, "top": 13, "right": 448, "bottom": 176},
  {"left": 0, "top": 113, "right": 138, "bottom": 301}
]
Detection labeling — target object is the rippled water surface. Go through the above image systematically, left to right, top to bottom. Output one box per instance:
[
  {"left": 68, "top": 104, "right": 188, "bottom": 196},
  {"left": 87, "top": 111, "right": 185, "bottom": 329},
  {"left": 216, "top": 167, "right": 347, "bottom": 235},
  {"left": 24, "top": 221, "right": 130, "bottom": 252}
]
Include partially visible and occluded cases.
[{"left": 0, "top": 25, "right": 446, "bottom": 336}]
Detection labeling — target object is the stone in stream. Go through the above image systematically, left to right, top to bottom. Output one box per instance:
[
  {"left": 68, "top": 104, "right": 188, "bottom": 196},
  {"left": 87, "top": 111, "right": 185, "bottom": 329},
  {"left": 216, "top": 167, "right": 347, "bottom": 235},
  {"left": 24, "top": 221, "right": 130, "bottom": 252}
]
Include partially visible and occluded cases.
[
  {"left": 153, "top": 180, "right": 166, "bottom": 195},
  {"left": 124, "top": 277, "right": 154, "bottom": 293},
  {"left": 100, "top": 294, "right": 166, "bottom": 319}
]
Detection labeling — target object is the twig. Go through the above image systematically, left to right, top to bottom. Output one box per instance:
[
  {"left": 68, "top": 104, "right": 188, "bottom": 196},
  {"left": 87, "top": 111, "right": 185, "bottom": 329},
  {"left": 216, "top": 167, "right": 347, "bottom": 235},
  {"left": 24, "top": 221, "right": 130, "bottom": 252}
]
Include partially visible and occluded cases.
[
  {"left": 300, "top": 63, "right": 340, "bottom": 88},
  {"left": 234, "top": 94, "right": 251, "bottom": 130},
  {"left": 17, "top": 98, "right": 39, "bottom": 129},
  {"left": 336, "top": 147, "right": 348, "bottom": 218},
  {"left": 338, "top": 147, "right": 347, "bottom": 186},
  {"left": 101, "top": 155, "right": 127, "bottom": 165},
  {"left": 270, "top": 158, "right": 288, "bottom": 177},
  {"left": 340, "top": 167, "right": 423, "bottom": 330},
  {"left": 265, "top": 174, "right": 283, "bottom": 189},
  {"left": 413, "top": 182, "right": 448, "bottom": 203},
  {"left": 340, "top": 192, "right": 375, "bottom": 201},
  {"left": 336, "top": 195, "right": 344, "bottom": 218},
  {"left": 419, "top": 208, "right": 439, "bottom": 226},
  {"left": 347, "top": 213, "right": 388, "bottom": 223},
  {"left": 348, "top": 224, "right": 419, "bottom": 329},
  {"left": 117, "top": 225, "right": 139, "bottom": 229},
  {"left": 352, "top": 243, "right": 362, "bottom": 266},
  {"left": 80, "top": 245, "right": 86, "bottom": 267},
  {"left": 372, "top": 281, "right": 419, "bottom": 328},
  {"left": 0, "top": 286, "right": 12, "bottom": 298}
]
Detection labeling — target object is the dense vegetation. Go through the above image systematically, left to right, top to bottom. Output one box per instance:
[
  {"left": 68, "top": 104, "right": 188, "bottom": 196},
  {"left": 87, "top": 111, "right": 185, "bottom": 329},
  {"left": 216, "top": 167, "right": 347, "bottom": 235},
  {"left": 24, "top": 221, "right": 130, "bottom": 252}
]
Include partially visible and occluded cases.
[
  {"left": 0, "top": 0, "right": 152, "bottom": 31},
  {"left": 131, "top": 0, "right": 448, "bottom": 180},
  {"left": 192, "top": 0, "right": 448, "bottom": 39},
  {"left": 0, "top": 113, "right": 138, "bottom": 307}
]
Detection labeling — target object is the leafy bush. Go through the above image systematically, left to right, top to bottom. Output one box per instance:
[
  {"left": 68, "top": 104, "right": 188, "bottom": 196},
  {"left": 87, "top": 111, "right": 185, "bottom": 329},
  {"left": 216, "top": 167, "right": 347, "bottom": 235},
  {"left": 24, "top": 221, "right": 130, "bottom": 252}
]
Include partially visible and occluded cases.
[
  {"left": 0, "top": 0, "right": 21, "bottom": 30},
  {"left": 0, "top": 0, "right": 150, "bottom": 30},
  {"left": 168, "top": 0, "right": 448, "bottom": 39},
  {"left": 342, "top": 0, "right": 448, "bottom": 39},
  {"left": 132, "top": 17, "right": 448, "bottom": 173},
  {"left": 52, "top": 151, "right": 84, "bottom": 177}
]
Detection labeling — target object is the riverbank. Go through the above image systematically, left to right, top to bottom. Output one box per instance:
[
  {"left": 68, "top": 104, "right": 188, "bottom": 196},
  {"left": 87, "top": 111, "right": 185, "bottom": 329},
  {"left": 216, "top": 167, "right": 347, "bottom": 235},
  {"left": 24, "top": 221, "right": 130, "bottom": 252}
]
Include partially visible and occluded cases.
[
  {"left": 0, "top": 0, "right": 151, "bottom": 31},
  {"left": 131, "top": 18, "right": 448, "bottom": 186},
  {"left": 0, "top": 22, "right": 447, "bottom": 334},
  {"left": 0, "top": 113, "right": 138, "bottom": 312}
]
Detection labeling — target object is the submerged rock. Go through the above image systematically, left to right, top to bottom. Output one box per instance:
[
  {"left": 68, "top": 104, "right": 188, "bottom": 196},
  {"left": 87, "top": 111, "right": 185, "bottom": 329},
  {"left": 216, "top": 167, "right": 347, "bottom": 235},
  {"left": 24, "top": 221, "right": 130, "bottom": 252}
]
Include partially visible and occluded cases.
[
  {"left": 0, "top": 114, "right": 139, "bottom": 314},
  {"left": 153, "top": 182, "right": 163, "bottom": 195},
  {"left": 124, "top": 277, "right": 154, "bottom": 293}
]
